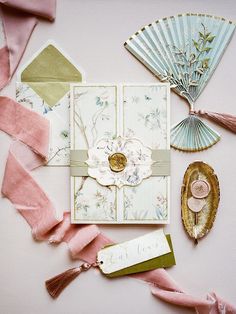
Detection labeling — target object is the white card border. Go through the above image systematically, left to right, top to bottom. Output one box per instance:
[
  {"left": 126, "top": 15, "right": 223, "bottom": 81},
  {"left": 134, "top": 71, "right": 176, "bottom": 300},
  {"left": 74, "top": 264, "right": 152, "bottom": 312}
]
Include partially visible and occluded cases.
[{"left": 70, "top": 83, "right": 170, "bottom": 224}]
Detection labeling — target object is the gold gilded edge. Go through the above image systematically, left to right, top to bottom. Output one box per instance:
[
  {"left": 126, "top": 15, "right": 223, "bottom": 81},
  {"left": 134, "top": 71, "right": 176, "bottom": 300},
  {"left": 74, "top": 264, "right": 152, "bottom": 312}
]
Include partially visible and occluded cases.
[{"left": 123, "top": 13, "right": 235, "bottom": 46}]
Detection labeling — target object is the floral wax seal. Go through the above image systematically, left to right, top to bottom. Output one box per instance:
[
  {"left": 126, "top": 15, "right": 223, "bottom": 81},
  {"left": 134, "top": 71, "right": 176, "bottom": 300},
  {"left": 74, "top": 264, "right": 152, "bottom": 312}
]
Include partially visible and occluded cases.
[
  {"left": 86, "top": 137, "right": 153, "bottom": 188},
  {"left": 108, "top": 153, "right": 127, "bottom": 172},
  {"left": 190, "top": 180, "right": 211, "bottom": 199}
]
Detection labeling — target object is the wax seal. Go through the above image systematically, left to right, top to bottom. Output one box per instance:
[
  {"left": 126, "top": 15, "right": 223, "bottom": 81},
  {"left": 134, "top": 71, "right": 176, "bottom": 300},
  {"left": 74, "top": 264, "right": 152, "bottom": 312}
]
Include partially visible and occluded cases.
[
  {"left": 86, "top": 137, "right": 153, "bottom": 187},
  {"left": 108, "top": 153, "right": 127, "bottom": 172},
  {"left": 190, "top": 180, "right": 210, "bottom": 199},
  {"left": 187, "top": 197, "right": 206, "bottom": 213}
]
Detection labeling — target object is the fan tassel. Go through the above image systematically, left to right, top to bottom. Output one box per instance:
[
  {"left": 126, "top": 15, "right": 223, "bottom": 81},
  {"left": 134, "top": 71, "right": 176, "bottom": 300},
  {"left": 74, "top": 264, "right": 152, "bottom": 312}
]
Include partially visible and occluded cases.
[
  {"left": 193, "top": 110, "right": 236, "bottom": 134},
  {"left": 45, "top": 263, "right": 93, "bottom": 298}
]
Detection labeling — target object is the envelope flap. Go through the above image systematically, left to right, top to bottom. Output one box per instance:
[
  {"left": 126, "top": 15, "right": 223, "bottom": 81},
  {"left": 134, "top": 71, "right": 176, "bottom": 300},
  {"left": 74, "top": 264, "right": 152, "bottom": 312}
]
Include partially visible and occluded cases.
[
  {"left": 19, "top": 42, "right": 83, "bottom": 106},
  {"left": 21, "top": 44, "right": 82, "bottom": 82},
  {"left": 26, "top": 82, "right": 70, "bottom": 107}
]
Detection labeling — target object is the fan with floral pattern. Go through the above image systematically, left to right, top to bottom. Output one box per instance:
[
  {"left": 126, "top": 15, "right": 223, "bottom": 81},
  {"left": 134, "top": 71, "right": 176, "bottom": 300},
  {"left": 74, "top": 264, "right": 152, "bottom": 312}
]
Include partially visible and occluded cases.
[{"left": 125, "top": 14, "right": 236, "bottom": 151}]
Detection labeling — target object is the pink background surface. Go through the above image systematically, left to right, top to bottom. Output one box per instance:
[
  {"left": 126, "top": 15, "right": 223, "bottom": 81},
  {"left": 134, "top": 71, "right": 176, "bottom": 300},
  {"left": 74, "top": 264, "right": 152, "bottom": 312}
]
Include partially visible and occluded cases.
[{"left": 0, "top": 0, "right": 236, "bottom": 313}]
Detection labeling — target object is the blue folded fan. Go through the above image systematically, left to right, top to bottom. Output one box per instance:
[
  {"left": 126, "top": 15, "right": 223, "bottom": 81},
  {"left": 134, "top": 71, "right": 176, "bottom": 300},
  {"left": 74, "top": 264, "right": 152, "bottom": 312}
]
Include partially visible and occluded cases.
[{"left": 125, "top": 14, "right": 235, "bottom": 152}]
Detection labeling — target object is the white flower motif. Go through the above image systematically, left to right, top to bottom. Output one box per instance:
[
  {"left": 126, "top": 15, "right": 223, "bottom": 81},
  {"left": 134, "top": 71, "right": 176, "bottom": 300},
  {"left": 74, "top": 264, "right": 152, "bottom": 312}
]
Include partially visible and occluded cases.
[{"left": 86, "top": 137, "right": 153, "bottom": 188}]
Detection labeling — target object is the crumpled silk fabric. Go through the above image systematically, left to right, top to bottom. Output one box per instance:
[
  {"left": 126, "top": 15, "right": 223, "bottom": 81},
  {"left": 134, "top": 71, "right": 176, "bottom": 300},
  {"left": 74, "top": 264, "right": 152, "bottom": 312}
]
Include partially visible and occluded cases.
[
  {"left": 0, "top": 0, "right": 56, "bottom": 90},
  {"left": 0, "top": 0, "right": 56, "bottom": 20},
  {"left": 0, "top": 96, "right": 235, "bottom": 314}
]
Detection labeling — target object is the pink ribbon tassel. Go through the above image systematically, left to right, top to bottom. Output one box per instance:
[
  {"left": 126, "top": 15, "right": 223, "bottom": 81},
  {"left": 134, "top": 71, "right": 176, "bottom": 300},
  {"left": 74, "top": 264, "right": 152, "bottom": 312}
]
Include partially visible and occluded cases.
[
  {"left": 0, "top": 96, "right": 235, "bottom": 314},
  {"left": 194, "top": 110, "right": 236, "bottom": 134}
]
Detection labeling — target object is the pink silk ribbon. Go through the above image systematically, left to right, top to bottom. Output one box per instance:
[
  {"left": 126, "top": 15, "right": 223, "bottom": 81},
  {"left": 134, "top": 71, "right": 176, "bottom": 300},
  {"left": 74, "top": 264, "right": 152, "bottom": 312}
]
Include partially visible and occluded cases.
[
  {"left": 0, "top": 0, "right": 56, "bottom": 90},
  {"left": 0, "top": 96, "right": 235, "bottom": 314}
]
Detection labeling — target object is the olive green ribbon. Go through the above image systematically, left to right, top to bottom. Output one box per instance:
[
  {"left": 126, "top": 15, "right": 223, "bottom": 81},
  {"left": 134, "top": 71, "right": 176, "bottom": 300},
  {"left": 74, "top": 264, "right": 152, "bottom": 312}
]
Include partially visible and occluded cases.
[
  {"left": 70, "top": 149, "right": 170, "bottom": 177},
  {"left": 151, "top": 149, "right": 170, "bottom": 176},
  {"left": 70, "top": 150, "right": 89, "bottom": 176}
]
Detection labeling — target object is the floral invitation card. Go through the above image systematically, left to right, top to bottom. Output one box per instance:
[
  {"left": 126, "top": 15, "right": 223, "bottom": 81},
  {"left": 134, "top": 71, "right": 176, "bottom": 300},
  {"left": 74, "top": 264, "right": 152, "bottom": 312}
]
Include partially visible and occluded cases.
[{"left": 70, "top": 83, "right": 170, "bottom": 224}]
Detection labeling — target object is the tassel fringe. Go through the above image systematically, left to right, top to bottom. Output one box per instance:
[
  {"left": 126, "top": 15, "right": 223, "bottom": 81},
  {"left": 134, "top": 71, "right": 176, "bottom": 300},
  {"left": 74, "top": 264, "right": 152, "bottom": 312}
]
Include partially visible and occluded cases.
[
  {"left": 193, "top": 110, "right": 236, "bottom": 134},
  {"left": 45, "top": 263, "right": 92, "bottom": 298}
]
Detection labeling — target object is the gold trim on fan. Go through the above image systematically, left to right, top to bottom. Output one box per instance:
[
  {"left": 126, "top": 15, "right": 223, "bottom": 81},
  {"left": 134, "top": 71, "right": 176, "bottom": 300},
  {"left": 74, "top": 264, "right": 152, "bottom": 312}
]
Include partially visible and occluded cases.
[
  {"left": 124, "top": 13, "right": 235, "bottom": 46},
  {"left": 170, "top": 138, "right": 220, "bottom": 153}
]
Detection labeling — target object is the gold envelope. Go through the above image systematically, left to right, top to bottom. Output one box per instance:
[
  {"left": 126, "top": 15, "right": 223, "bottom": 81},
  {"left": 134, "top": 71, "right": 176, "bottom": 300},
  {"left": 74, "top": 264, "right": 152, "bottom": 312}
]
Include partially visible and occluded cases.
[{"left": 16, "top": 41, "right": 84, "bottom": 166}]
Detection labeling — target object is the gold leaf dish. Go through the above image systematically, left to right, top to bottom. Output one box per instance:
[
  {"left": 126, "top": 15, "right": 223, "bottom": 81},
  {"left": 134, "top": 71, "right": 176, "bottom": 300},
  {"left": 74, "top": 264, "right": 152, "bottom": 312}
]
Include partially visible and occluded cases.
[{"left": 181, "top": 161, "right": 220, "bottom": 243}]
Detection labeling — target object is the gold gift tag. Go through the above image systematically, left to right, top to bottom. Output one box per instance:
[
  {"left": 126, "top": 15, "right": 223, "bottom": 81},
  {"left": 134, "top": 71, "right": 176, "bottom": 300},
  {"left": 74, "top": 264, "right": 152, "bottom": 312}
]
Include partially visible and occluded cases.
[
  {"left": 46, "top": 229, "right": 175, "bottom": 298},
  {"left": 97, "top": 229, "right": 171, "bottom": 275}
]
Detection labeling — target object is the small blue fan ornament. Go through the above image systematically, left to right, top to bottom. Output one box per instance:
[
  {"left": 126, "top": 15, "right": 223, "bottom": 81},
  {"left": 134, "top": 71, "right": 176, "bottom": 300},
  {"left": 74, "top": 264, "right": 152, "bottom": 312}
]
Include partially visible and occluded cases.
[{"left": 125, "top": 14, "right": 236, "bottom": 152}]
